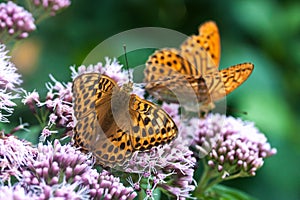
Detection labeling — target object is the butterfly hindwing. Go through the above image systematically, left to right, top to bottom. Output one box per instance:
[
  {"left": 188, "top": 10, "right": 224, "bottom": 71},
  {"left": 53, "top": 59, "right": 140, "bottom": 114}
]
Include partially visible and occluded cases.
[
  {"left": 220, "top": 63, "right": 254, "bottom": 95},
  {"left": 129, "top": 94, "right": 178, "bottom": 151}
]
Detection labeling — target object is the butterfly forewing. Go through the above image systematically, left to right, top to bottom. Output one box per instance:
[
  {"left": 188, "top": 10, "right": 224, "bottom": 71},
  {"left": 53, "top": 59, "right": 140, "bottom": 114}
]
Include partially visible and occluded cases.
[
  {"left": 197, "top": 21, "right": 220, "bottom": 66},
  {"left": 144, "top": 48, "right": 190, "bottom": 82},
  {"left": 73, "top": 73, "right": 100, "bottom": 119},
  {"left": 73, "top": 73, "right": 100, "bottom": 152}
]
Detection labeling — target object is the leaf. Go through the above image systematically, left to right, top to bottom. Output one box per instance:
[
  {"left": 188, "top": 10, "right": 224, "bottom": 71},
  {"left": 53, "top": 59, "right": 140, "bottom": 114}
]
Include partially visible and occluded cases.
[
  {"left": 14, "top": 125, "right": 41, "bottom": 145},
  {"left": 199, "top": 184, "right": 257, "bottom": 200}
]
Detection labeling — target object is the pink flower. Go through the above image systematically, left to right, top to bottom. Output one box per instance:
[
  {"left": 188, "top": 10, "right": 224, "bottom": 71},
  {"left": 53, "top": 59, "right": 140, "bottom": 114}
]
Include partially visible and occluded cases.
[
  {"left": 32, "top": 0, "right": 71, "bottom": 16},
  {"left": 0, "top": 1, "right": 35, "bottom": 40},
  {"left": 0, "top": 44, "right": 22, "bottom": 122},
  {"left": 189, "top": 113, "right": 277, "bottom": 194},
  {"left": 0, "top": 134, "right": 37, "bottom": 184},
  {"left": 123, "top": 136, "right": 196, "bottom": 199},
  {"left": 20, "top": 140, "right": 136, "bottom": 199},
  {"left": 0, "top": 185, "right": 35, "bottom": 200}
]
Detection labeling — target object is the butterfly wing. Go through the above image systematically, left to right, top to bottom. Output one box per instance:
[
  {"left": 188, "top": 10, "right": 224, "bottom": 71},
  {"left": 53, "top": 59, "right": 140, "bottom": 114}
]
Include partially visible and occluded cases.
[
  {"left": 143, "top": 21, "right": 254, "bottom": 117},
  {"left": 196, "top": 21, "right": 220, "bottom": 66},
  {"left": 180, "top": 22, "right": 219, "bottom": 75},
  {"left": 144, "top": 48, "right": 204, "bottom": 102},
  {"left": 144, "top": 48, "right": 191, "bottom": 81},
  {"left": 188, "top": 62, "right": 254, "bottom": 104},
  {"left": 220, "top": 63, "right": 254, "bottom": 96},
  {"left": 73, "top": 73, "right": 133, "bottom": 168},
  {"left": 73, "top": 73, "right": 101, "bottom": 151},
  {"left": 73, "top": 73, "right": 100, "bottom": 120},
  {"left": 94, "top": 75, "right": 135, "bottom": 167},
  {"left": 128, "top": 94, "right": 178, "bottom": 151}
]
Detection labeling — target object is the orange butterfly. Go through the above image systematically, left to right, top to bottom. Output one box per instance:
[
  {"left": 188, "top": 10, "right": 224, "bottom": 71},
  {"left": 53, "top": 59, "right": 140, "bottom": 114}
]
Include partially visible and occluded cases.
[
  {"left": 144, "top": 21, "right": 253, "bottom": 115},
  {"left": 72, "top": 73, "right": 178, "bottom": 168}
]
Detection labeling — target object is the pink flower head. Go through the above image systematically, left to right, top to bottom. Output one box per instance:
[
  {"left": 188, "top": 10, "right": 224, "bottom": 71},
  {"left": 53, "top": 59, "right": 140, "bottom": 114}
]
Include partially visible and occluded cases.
[
  {"left": 32, "top": 0, "right": 71, "bottom": 16},
  {"left": 0, "top": 1, "right": 36, "bottom": 39},
  {"left": 0, "top": 44, "right": 22, "bottom": 122},
  {"left": 190, "top": 113, "right": 277, "bottom": 178},
  {"left": 0, "top": 134, "right": 37, "bottom": 184},
  {"left": 123, "top": 136, "right": 196, "bottom": 199},
  {"left": 21, "top": 140, "right": 136, "bottom": 199}
]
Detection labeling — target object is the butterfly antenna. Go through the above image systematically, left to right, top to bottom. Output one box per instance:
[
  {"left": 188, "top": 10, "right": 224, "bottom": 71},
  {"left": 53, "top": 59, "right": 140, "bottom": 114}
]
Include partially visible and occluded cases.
[{"left": 123, "top": 44, "right": 132, "bottom": 83}]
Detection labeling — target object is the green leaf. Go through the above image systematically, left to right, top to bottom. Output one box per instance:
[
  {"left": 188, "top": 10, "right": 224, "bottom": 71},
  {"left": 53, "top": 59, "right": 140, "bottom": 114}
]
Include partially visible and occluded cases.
[
  {"left": 14, "top": 125, "right": 41, "bottom": 145},
  {"left": 197, "top": 184, "right": 257, "bottom": 200}
]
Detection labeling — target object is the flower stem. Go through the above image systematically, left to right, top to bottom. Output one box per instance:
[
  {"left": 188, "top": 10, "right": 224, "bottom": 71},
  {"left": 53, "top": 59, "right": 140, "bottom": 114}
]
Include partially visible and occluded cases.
[
  {"left": 193, "top": 159, "right": 222, "bottom": 196},
  {"left": 138, "top": 190, "right": 146, "bottom": 200}
]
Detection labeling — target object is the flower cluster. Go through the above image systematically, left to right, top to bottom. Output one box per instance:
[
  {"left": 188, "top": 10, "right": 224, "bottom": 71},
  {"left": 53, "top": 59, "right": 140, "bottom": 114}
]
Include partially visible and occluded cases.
[
  {"left": 32, "top": 0, "right": 71, "bottom": 16},
  {"left": 0, "top": 1, "right": 36, "bottom": 40},
  {"left": 0, "top": 44, "right": 22, "bottom": 122},
  {"left": 0, "top": 44, "right": 22, "bottom": 90},
  {"left": 22, "top": 75, "right": 73, "bottom": 141},
  {"left": 43, "top": 75, "right": 73, "bottom": 137},
  {"left": 190, "top": 113, "right": 277, "bottom": 186},
  {"left": 0, "top": 134, "right": 37, "bottom": 184},
  {"left": 123, "top": 136, "right": 196, "bottom": 199},
  {"left": 20, "top": 140, "right": 137, "bottom": 199},
  {"left": 0, "top": 185, "right": 34, "bottom": 200}
]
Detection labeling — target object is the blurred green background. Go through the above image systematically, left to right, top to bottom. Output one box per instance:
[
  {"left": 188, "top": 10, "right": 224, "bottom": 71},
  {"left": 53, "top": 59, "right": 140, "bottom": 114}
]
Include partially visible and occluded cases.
[{"left": 8, "top": 0, "right": 300, "bottom": 199}]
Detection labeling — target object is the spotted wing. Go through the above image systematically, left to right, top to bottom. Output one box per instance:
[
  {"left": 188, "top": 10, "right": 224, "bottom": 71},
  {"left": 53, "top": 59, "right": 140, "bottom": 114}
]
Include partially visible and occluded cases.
[
  {"left": 192, "top": 21, "right": 220, "bottom": 66},
  {"left": 180, "top": 23, "right": 219, "bottom": 75},
  {"left": 144, "top": 48, "right": 206, "bottom": 101},
  {"left": 144, "top": 48, "right": 190, "bottom": 82},
  {"left": 144, "top": 48, "right": 217, "bottom": 104},
  {"left": 220, "top": 63, "right": 254, "bottom": 96},
  {"left": 73, "top": 73, "right": 133, "bottom": 168},
  {"left": 73, "top": 73, "right": 101, "bottom": 152},
  {"left": 73, "top": 73, "right": 100, "bottom": 120},
  {"left": 93, "top": 75, "right": 135, "bottom": 168},
  {"left": 128, "top": 94, "right": 178, "bottom": 151}
]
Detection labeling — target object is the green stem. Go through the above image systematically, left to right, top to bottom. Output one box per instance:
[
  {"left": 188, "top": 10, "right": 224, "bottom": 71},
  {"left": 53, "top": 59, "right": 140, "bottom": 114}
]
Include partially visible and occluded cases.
[
  {"left": 25, "top": 0, "right": 34, "bottom": 13},
  {"left": 35, "top": 11, "right": 51, "bottom": 25},
  {"left": 34, "top": 108, "right": 50, "bottom": 128},
  {"left": 41, "top": 109, "right": 50, "bottom": 126},
  {"left": 34, "top": 112, "right": 44, "bottom": 127},
  {"left": 194, "top": 160, "right": 222, "bottom": 195},
  {"left": 197, "top": 160, "right": 210, "bottom": 189},
  {"left": 223, "top": 171, "right": 249, "bottom": 181},
  {"left": 202, "top": 176, "right": 223, "bottom": 192},
  {"left": 138, "top": 190, "right": 146, "bottom": 200}
]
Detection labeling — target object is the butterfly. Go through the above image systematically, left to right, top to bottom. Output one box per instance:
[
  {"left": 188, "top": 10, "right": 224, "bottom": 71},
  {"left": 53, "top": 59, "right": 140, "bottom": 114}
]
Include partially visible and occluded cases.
[
  {"left": 144, "top": 21, "right": 254, "bottom": 115},
  {"left": 72, "top": 73, "right": 178, "bottom": 168}
]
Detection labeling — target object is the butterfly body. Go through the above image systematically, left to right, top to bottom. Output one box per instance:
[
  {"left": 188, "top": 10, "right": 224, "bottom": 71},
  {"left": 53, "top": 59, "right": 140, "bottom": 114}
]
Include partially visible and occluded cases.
[
  {"left": 144, "top": 21, "right": 254, "bottom": 114},
  {"left": 73, "top": 73, "right": 178, "bottom": 168}
]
